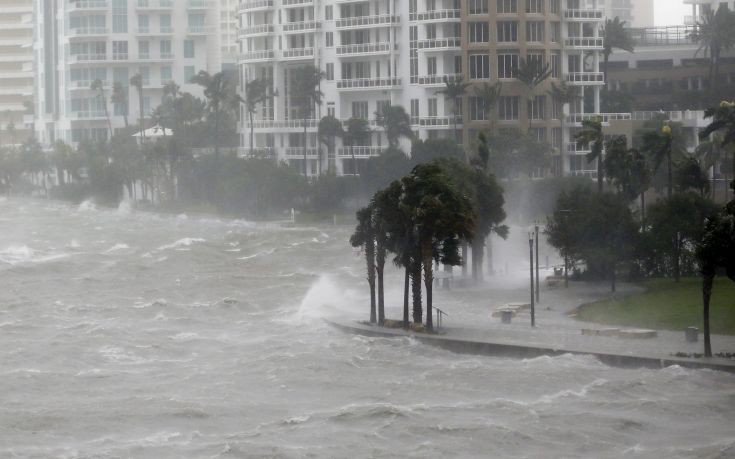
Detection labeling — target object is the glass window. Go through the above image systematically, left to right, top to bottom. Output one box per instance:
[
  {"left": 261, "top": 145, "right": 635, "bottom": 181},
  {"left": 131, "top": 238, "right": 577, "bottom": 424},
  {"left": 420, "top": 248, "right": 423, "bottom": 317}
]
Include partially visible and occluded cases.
[
  {"left": 468, "top": 0, "right": 488, "bottom": 14},
  {"left": 497, "top": 0, "right": 517, "bottom": 14},
  {"left": 497, "top": 21, "right": 518, "bottom": 42},
  {"left": 526, "top": 21, "right": 544, "bottom": 42},
  {"left": 469, "top": 22, "right": 489, "bottom": 43},
  {"left": 160, "top": 40, "right": 172, "bottom": 58},
  {"left": 184, "top": 40, "right": 195, "bottom": 58},
  {"left": 497, "top": 53, "right": 519, "bottom": 78},
  {"left": 469, "top": 54, "right": 490, "bottom": 79},
  {"left": 184, "top": 65, "right": 195, "bottom": 83},
  {"left": 161, "top": 66, "right": 172, "bottom": 83},
  {"left": 498, "top": 96, "right": 519, "bottom": 121}
]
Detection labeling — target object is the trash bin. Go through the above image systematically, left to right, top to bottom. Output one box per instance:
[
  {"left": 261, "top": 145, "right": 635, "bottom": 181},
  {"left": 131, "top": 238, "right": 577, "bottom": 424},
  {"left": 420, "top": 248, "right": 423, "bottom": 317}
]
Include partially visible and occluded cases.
[
  {"left": 501, "top": 310, "right": 513, "bottom": 324},
  {"left": 685, "top": 327, "right": 698, "bottom": 343}
]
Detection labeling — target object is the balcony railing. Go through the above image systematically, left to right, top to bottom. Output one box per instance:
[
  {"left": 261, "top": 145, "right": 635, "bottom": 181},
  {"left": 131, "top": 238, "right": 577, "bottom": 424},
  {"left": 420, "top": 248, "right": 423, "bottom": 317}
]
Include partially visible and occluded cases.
[
  {"left": 69, "top": 0, "right": 108, "bottom": 10},
  {"left": 136, "top": 0, "right": 173, "bottom": 8},
  {"left": 187, "top": 0, "right": 208, "bottom": 8},
  {"left": 238, "top": 0, "right": 273, "bottom": 11},
  {"left": 281, "top": 0, "right": 313, "bottom": 6},
  {"left": 563, "top": 8, "right": 604, "bottom": 20},
  {"left": 409, "top": 9, "right": 461, "bottom": 22},
  {"left": 335, "top": 14, "right": 399, "bottom": 29},
  {"left": 282, "top": 20, "right": 321, "bottom": 33},
  {"left": 239, "top": 24, "right": 274, "bottom": 36},
  {"left": 187, "top": 25, "right": 213, "bottom": 34},
  {"left": 69, "top": 27, "right": 109, "bottom": 36},
  {"left": 416, "top": 37, "right": 461, "bottom": 50},
  {"left": 564, "top": 37, "right": 604, "bottom": 49},
  {"left": 336, "top": 42, "right": 394, "bottom": 55},
  {"left": 282, "top": 47, "right": 314, "bottom": 59},
  {"left": 240, "top": 49, "right": 276, "bottom": 61},
  {"left": 69, "top": 53, "right": 107, "bottom": 62},
  {"left": 565, "top": 72, "right": 604, "bottom": 84},
  {"left": 413, "top": 73, "right": 463, "bottom": 86},
  {"left": 336, "top": 77, "right": 401, "bottom": 90},
  {"left": 71, "top": 79, "right": 111, "bottom": 89},
  {"left": 73, "top": 111, "right": 107, "bottom": 119},
  {"left": 569, "top": 113, "right": 631, "bottom": 124},
  {"left": 411, "top": 116, "right": 462, "bottom": 127},
  {"left": 248, "top": 119, "right": 319, "bottom": 129},
  {"left": 566, "top": 142, "right": 591, "bottom": 153},
  {"left": 338, "top": 146, "right": 384, "bottom": 158},
  {"left": 285, "top": 147, "right": 319, "bottom": 158}
]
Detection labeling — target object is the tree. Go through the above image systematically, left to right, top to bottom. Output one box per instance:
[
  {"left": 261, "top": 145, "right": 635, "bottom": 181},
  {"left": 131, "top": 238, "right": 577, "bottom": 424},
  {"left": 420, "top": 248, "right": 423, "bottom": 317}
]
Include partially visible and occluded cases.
[
  {"left": 690, "top": 6, "right": 735, "bottom": 90},
  {"left": 602, "top": 17, "right": 635, "bottom": 90},
  {"left": 517, "top": 57, "right": 552, "bottom": 130},
  {"left": 290, "top": 65, "right": 324, "bottom": 176},
  {"left": 191, "top": 70, "right": 238, "bottom": 158},
  {"left": 129, "top": 73, "right": 145, "bottom": 142},
  {"left": 437, "top": 76, "right": 470, "bottom": 143},
  {"left": 243, "top": 78, "right": 271, "bottom": 156},
  {"left": 90, "top": 79, "right": 113, "bottom": 138},
  {"left": 111, "top": 82, "right": 129, "bottom": 129},
  {"left": 473, "top": 82, "right": 502, "bottom": 133},
  {"left": 548, "top": 82, "right": 577, "bottom": 176},
  {"left": 700, "top": 100, "right": 735, "bottom": 198},
  {"left": 375, "top": 105, "right": 413, "bottom": 149},
  {"left": 318, "top": 115, "right": 343, "bottom": 175},
  {"left": 343, "top": 117, "right": 371, "bottom": 176},
  {"left": 574, "top": 118, "right": 605, "bottom": 192},
  {"left": 640, "top": 123, "right": 684, "bottom": 199},
  {"left": 696, "top": 135, "right": 725, "bottom": 200},
  {"left": 604, "top": 137, "right": 651, "bottom": 225},
  {"left": 411, "top": 138, "right": 465, "bottom": 166},
  {"left": 676, "top": 156, "right": 710, "bottom": 197},
  {"left": 400, "top": 162, "right": 475, "bottom": 330},
  {"left": 545, "top": 187, "right": 588, "bottom": 287},
  {"left": 696, "top": 191, "right": 735, "bottom": 357},
  {"left": 350, "top": 206, "right": 377, "bottom": 323}
]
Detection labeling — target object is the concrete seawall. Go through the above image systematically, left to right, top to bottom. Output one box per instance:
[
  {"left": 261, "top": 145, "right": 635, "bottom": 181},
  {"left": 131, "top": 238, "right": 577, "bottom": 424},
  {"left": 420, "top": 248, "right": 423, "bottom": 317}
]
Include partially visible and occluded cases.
[{"left": 327, "top": 319, "right": 735, "bottom": 374}]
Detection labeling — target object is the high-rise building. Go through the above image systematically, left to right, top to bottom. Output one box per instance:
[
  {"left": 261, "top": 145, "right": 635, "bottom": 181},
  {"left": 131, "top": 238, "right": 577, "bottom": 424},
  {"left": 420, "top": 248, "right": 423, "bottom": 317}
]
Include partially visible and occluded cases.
[
  {"left": 0, "top": 0, "right": 34, "bottom": 146},
  {"left": 33, "top": 0, "right": 221, "bottom": 146},
  {"left": 218, "top": 0, "right": 239, "bottom": 68},
  {"left": 238, "top": 0, "right": 607, "bottom": 178},
  {"left": 605, "top": 0, "right": 654, "bottom": 28},
  {"left": 684, "top": 0, "right": 734, "bottom": 24}
]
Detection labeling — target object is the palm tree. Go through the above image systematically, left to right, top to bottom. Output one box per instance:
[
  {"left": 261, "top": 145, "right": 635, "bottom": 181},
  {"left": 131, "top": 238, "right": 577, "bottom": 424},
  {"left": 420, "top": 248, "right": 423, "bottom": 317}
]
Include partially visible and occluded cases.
[
  {"left": 690, "top": 6, "right": 735, "bottom": 90},
  {"left": 602, "top": 17, "right": 635, "bottom": 90},
  {"left": 517, "top": 57, "right": 552, "bottom": 131},
  {"left": 290, "top": 65, "right": 324, "bottom": 176},
  {"left": 191, "top": 70, "right": 237, "bottom": 158},
  {"left": 129, "top": 73, "right": 145, "bottom": 142},
  {"left": 437, "top": 76, "right": 470, "bottom": 144},
  {"left": 243, "top": 78, "right": 271, "bottom": 156},
  {"left": 90, "top": 79, "right": 113, "bottom": 138},
  {"left": 111, "top": 82, "right": 129, "bottom": 129},
  {"left": 473, "top": 82, "right": 503, "bottom": 134},
  {"left": 548, "top": 82, "right": 578, "bottom": 176},
  {"left": 701, "top": 101, "right": 735, "bottom": 198},
  {"left": 375, "top": 105, "right": 413, "bottom": 149},
  {"left": 318, "top": 115, "right": 343, "bottom": 175},
  {"left": 343, "top": 117, "right": 371, "bottom": 176},
  {"left": 574, "top": 118, "right": 605, "bottom": 192},
  {"left": 641, "top": 123, "right": 682, "bottom": 199},
  {"left": 604, "top": 136, "right": 651, "bottom": 225},
  {"left": 696, "top": 137, "right": 724, "bottom": 200},
  {"left": 401, "top": 163, "right": 475, "bottom": 330},
  {"left": 350, "top": 206, "right": 377, "bottom": 323}
]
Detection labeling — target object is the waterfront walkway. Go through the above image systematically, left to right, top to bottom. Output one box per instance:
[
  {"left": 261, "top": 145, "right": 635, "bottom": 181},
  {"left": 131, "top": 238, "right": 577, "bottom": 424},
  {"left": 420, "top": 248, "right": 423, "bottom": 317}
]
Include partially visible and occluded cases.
[{"left": 328, "top": 276, "right": 735, "bottom": 373}]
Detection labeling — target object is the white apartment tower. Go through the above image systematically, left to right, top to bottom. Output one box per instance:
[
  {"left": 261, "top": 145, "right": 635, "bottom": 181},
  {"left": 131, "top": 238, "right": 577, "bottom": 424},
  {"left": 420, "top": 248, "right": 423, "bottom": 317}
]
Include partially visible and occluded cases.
[
  {"left": 0, "top": 0, "right": 34, "bottom": 146},
  {"left": 33, "top": 0, "right": 221, "bottom": 146},
  {"left": 219, "top": 0, "right": 240, "bottom": 68},
  {"left": 238, "top": 0, "right": 607, "bottom": 177}
]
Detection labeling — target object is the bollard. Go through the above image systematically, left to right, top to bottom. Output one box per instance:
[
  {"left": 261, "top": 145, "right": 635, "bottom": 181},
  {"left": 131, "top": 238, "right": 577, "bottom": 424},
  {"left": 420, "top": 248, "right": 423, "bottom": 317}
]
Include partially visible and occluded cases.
[
  {"left": 501, "top": 310, "right": 513, "bottom": 324},
  {"left": 685, "top": 327, "right": 698, "bottom": 343}
]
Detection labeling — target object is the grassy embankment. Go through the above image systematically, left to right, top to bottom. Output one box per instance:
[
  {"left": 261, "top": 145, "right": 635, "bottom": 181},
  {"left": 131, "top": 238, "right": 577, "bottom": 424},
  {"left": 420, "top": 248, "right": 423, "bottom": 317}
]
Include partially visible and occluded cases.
[{"left": 576, "top": 278, "right": 735, "bottom": 335}]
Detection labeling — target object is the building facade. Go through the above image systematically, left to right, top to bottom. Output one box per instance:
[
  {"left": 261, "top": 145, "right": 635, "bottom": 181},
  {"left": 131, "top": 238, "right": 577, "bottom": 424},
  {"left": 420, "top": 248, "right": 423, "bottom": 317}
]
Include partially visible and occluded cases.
[
  {"left": 0, "top": 0, "right": 34, "bottom": 146},
  {"left": 33, "top": 0, "right": 221, "bottom": 146},
  {"left": 219, "top": 0, "right": 239, "bottom": 68},
  {"left": 238, "top": 0, "right": 607, "bottom": 177},
  {"left": 605, "top": 0, "right": 653, "bottom": 28},
  {"left": 684, "top": 0, "right": 735, "bottom": 24}
]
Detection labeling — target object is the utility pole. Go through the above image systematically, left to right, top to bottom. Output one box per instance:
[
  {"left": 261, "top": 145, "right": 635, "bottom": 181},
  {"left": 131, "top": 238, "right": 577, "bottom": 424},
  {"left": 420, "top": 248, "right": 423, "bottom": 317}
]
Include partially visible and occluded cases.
[
  {"left": 535, "top": 221, "right": 540, "bottom": 303},
  {"left": 529, "top": 233, "right": 535, "bottom": 327}
]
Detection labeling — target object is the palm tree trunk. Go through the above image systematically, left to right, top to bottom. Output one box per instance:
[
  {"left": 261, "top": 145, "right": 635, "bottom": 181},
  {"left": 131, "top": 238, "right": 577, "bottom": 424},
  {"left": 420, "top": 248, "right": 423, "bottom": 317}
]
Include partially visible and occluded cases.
[
  {"left": 603, "top": 53, "right": 610, "bottom": 92},
  {"left": 104, "top": 104, "right": 113, "bottom": 139},
  {"left": 214, "top": 109, "right": 220, "bottom": 158},
  {"left": 249, "top": 111, "right": 255, "bottom": 156},
  {"left": 303, "top": 118, "right": 308, "bottom": 176},
  {"left": 667, "top": 149, "right": 673, "bottom": 199},
  {"left": 597, "top": 156, "right": 604, "bottom": 193},
  {"left": 640, "top": 191, "right": 646, "bottom": 229},
  {"left": 674, "top": 234, "right": 681, "bottom": 283},
  {"left": 376, "top": 239, "right": 385, "bottom": 325},
  {"left": 423, "top": 240, "right": 434, "bottom": 331},
  {"left": 366, "top": 241, "right": 376, "bottom": 324},
  {"left": 461, "top": 242, "right": 468, "bottom": 277},
  {"left": 564, "top": 255, "right": 569, "bottom": 288},
  {"left": 411, "top": 259, "right": 422, "bottom": 325},
  {"left": 611, "top": 262, "right": 616, "bottom": 292},
  {"left": 403, "top": 267, "right": 410, "bottom": 329},
  {"left": 703, "top": 274, "right": 713, "bottom": 357}
]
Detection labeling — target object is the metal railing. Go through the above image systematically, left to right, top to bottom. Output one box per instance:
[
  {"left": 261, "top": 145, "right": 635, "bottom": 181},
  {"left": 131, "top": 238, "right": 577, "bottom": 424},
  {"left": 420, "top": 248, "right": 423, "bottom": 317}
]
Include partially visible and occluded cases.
[
  {"left": 563, "top": 8, "right": 604, "bottom": 20},
  {"left": 409, "top": 9, "right": 461, "bottom": 21},
  {"left": 336, "top": 14, "right": 399, "bottom": 28},
  {"left": 282, "top": 20, "right": 321, "bottom": 32},
  {"left": 416, "top": 37, "right": 461, "bottom": 50},
  {"left": 565, "top": 37, "right": 604, "bottom": 49},
  {"left": 336, "top": 42, "right": 393, "bottom": 55},
  {"left": 282, "top": 47, "right": 314, "bottom": 59},
  {"left": 565, "top": 72, "right": 604, "bottom": 84},
  {"left": 413, "top": 74, "right": 463, "bottom": 85},
  {"left": 336, "top": 77, "right": 401, "bottom": 89},
  {"left": 338, "top": 146, "right": 384, "bottom": 157}
]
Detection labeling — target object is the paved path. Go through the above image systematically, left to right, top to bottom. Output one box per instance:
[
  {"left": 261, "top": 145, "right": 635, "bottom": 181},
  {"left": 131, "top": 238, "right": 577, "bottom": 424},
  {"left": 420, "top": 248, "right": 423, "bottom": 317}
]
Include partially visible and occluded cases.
[{"left": 342, "top": 272, "right": 735, "bottom": 372}]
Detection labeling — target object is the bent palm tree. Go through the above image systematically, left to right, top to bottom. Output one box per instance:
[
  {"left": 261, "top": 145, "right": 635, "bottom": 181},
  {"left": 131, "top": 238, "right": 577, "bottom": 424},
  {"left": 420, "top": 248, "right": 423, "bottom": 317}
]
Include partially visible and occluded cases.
[
  {"left": 690, "top": 7, "right": 735, "bottom": 90},
  {"left": 602, "top": 17, "right": 635, "bottom": 90},
  {"left": 517, "top": 57, "right": 552, "bottom": 131},
  {"left": 291, "top": 65, "right": 324, "bottom": 176},
  {"left": 191, "top": 70, "right": 237, "bottom": 158},
  {"left": 129, "top": 73, "right": 145, "bottom": 142},
  {"left": 437, "top": 76, "right": 470, "bottom": 144},
  {"left": 243, "top": 78, "right": 271, "bottom": 156},
  {"left": 91, "top": 79, "right": 113, "bottom": 138},
  {"left": 111, "top": 82, "right": 129, "bottom": 129},
  {"left": 548, "top": 82, "right": 578, "bottom": 176},
  {"left": 375, "top": 105, "right": 413, "bottom": 149},
  {"left": 318, "top": 115, "right": 343, "bottom": 174},
  {"left": 343, "top": 117, "right": 372, "bottom": 176},
  {"left": 574, "top": 118, "right": 605, "bottom": 192},
  {"left": 350, "top": 206, "right": 377, "bottom": 323}
]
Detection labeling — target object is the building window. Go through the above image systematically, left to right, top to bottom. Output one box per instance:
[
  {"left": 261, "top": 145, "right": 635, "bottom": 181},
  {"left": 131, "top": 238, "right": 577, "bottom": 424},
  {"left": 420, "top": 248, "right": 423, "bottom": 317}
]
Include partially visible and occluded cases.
[
  {"left": 112, "top": 0, "right": 127, "bottom": 33},
  {"left": 468, "top": 0, "right": 488, "bottom": 14},
  {"left": 497, "top": 0, "right": 517, "bottom": 14},
  {"left": 526, "top": 0, "right": 544, "bottom": 14},
  {"left": 550, "top": 0, "right": 560, "bottom": 14},
  {"left": 325, "top": 5, "right": 333, "bottom": 20},
  {"left": 137, "top": 14, "right": 149, "bottom": 33},
  {"left": 160, "top": 14, "right": 171, "bottom": 32},
  {"left": 497, "top": 21, "right": 518, "bottom": 42},
  {"left": 526, "top": 21, "right": 544, "bottom": 42},
  {"left": 469, "top": 22, "right": 489, "bottom": 43},
  {"left": 550, "top": 22, "right": 561, "bottom": 43},
  {"left": 426, "top": 24, "right": 436, "bottom": 40},
  {"left": 326, "top": 32, "right": 333, "bottom": 47},
  {"left": 138, "top": 40, "right": 149, "bottom": 59},
  {"left": 160, "top": 40, "right": 171, "bottom": 58},
  {"left": 184, "top": 40, "right": 194, "bottom": 58},
  {"left": 112, "top": 41, "right": 128, "bottom": 60},
  {"left": 551, "top": 52, "right": 561, "bottom": 78},
  {"left": 497, "top": 53, "right": 519, "bottom": 78},
  {"left": 469, "top": 54, "right": 490, "bottom": 79},
  {"left": 427, "top": 57, "right": 437, "bottom": 75},
  {"left": 326, "top": 63, "right": 334, "bottom": 80},
  {"left": 184, "top": 65, "right": 195, "bottom": 83},
  {"left": 161, "top": 66, "right": 172, "bottom": 83},
  {"left": 528, "top": 95, "right": 546, "bottom": 120},
  {"left": 468, "top": 96, "right": 487, "bottom": 121},
  {"left": 498, "top": 96, "right": 519, "bottom": 121},
  {"left": 428, "top": 98, "right": 437, "bottom": 117},
  {"left": 410, "top": 99, "right": 419, "bottom": 118},
  {"left": 352, "top": 101, "right": 368, "bottom": 119}
]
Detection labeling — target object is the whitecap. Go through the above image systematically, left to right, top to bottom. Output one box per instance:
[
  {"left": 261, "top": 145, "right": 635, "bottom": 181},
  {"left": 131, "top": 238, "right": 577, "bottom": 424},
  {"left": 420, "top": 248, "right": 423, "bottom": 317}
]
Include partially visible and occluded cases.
[
  {"left": 78, "top": 199, "right": 96, "bottom": 212},
  {"left": 157, "top": 237, "right": 205, "bottom": 251},
  {"left": 104, "top": 243, "right": 130, "bottom": 253}
]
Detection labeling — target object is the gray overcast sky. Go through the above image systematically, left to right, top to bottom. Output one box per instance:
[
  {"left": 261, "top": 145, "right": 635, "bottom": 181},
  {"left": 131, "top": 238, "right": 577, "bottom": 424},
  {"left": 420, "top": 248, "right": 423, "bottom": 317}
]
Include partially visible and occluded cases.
[{"left": 654, "top": 0, "right": 690, "bottom": 26}]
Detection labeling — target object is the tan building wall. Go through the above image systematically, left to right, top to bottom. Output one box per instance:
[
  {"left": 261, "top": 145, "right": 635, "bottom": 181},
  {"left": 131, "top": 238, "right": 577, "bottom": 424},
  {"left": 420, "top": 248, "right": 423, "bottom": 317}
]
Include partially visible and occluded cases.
[{"left": 0, "top": 0, "right": 33, "bottom": 146}]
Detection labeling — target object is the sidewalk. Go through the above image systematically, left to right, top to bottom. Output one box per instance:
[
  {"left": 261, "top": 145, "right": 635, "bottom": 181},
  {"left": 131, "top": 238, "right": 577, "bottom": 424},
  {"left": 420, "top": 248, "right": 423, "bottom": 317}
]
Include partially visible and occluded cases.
[{"left": 338, "top": 274, "right": 735, "bottom": 372}]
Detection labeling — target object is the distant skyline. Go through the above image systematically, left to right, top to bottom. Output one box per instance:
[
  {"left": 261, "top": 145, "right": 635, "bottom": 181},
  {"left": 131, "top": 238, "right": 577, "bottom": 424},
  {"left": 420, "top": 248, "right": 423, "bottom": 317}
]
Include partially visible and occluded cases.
[{"left": 654, "top": 0, "right": 690, "bottom": 26}]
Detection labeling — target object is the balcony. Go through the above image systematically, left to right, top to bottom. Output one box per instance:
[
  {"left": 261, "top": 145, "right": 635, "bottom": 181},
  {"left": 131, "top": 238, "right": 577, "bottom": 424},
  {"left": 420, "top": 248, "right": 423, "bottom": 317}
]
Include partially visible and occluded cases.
[
  {"left": 68, "top": 0, "right": 108, "bottom": 13},
  {"left": 136, "top": 0, "right": 173, "bottom": 10},
  {"left": 187, "top": 0, "right": 209, "bottom": 8},
  {"left": 238, "top": 0, "right": 274, "bottom": 12},
  {"left": 281, "top": 0, "right": 313, "bottom": 7},
  {"left": 563, "top": 8, "right": 604, "bottom": 20},
  {"left": 409, "top": 9, "right": 461, "bottom": 22},
  {"left": 335, "top": 14, "right": 399, "bottom": 29},
  {"left": 282, "top": 20, "right": 321, "bottom": 33},
  {"left": 239, "top": 23, "right": 274, "bottom": 37},
  {"left": 187, "top": 25, "right": 213, "bottom": 35},
  {"left": 68, "top": 27, "right": 109, "bottom": 38},
  {"left": 135, "top": 27, "right": 173, "bottom": 35},
  {"left": 416, "top": 37, "right": 461, "bottom": 51},
  {"left": 565, "top": 37, "right": 604, "bottom": 50},
  {"left": 336, "top": 42, "right": 394, "bottom": 56},
  {"left": 281, "top": 47, "right": 314, "bottom": 60},
  {"left": 240, "top": 49, "right": 276, "bottom": 62},
  {"left": 69, "top": 53, "right": 107, "bottom": 63},
  {"left": 565, "top": 72, "right": 604, "bottom": 85},
  {"left": 413, "top": 73, "right": 462, "bottom": 86},
  {"left": 336, "top": 77, "right": 401, "bottom": 90},
  {"left": 70, "top": 79, "right": 111, "bottom": 90},
  {"left": 73, "top": 111, "right": 108, "bottom": 120},
  {"left": 569, "top": 113, "right": 631, "bottom": 126},
  {"left": 411, "top": 116, "right": 462, "bottom": 127},
  {"left": 248, "top": 119, "right": 318, "bottom": 129},
  {"left": 566, "top": 142, "right": 591, "bottom": 154},
  {"left": 338, "top": 146, "right": 383, "bottom": 158},
  {"left": 285, "top": 147, "right": 319, "bottom": 158}
]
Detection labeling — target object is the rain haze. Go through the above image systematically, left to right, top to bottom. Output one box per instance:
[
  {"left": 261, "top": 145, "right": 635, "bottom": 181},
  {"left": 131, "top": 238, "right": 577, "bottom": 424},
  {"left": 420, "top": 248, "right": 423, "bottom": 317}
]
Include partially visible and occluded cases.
[{"left": 0, "top": 0, "right": 734, "bottom": 457}]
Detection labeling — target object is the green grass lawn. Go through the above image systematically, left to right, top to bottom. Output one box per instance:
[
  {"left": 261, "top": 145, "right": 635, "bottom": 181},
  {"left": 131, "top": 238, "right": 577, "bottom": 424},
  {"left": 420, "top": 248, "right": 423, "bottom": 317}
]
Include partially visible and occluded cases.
[{"left": 576, "top": 278, "right": 735, "bottom": 335}]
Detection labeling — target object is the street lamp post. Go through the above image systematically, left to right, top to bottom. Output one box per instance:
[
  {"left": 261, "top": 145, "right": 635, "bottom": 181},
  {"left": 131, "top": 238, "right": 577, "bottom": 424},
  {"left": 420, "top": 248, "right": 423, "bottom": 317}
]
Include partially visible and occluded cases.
[
  {"left": 535, "top": 221, "right": 540, "bottom": 303},
  {"left": 529, "top": 232, "right": 535, "bottom": 327}
]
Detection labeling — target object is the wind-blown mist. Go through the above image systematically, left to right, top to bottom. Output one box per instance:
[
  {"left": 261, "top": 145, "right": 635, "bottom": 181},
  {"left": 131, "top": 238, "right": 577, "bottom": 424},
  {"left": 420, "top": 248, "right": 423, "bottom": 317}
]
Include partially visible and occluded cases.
[{"left": 0, "top": 198, "right": 733, "bottom": 457}]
